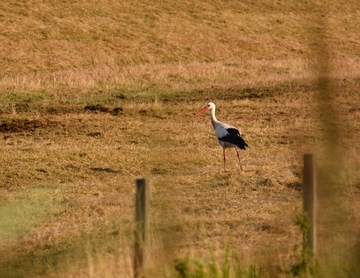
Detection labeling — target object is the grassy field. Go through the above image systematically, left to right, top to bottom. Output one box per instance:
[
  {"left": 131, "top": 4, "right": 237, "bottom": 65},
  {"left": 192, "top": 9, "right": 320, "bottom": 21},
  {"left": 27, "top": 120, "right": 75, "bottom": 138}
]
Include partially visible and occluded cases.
[{"left": 1, "top": 0, "right": 360, "bottom": 277}]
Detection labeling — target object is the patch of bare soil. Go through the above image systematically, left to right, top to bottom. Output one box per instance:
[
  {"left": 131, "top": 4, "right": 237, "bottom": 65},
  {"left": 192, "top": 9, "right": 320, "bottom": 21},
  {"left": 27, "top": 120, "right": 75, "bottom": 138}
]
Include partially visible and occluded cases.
[
  {"left": 84, "top": 104, "right": 123, "bottom": 115},
  {"left": 0, "top": 119, "right": 60, "bottom": 133}
]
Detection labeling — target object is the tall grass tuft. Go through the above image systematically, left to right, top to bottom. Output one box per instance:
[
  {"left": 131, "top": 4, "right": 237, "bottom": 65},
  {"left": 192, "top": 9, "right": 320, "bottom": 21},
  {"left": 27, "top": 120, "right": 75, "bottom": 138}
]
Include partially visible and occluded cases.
[{"left": 174, "top": 233, "right": 263, "bottom": 278}]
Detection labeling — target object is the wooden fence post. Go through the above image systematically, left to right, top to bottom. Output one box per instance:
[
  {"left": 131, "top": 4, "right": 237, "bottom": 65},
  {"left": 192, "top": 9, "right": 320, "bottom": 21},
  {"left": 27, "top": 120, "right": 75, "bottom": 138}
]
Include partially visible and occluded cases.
[
  {"left": 303, "top": 153, "right": 317, "bottom": 257},
  {"left": 134, "top": 178, "right": 150, "bottom": 278}
]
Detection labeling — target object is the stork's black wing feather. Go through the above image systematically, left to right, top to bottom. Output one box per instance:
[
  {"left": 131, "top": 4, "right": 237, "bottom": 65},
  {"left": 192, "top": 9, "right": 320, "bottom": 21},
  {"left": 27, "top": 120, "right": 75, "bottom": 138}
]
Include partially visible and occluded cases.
[{"left": 219, "top": 128, "right": 249, "bottom": 150}]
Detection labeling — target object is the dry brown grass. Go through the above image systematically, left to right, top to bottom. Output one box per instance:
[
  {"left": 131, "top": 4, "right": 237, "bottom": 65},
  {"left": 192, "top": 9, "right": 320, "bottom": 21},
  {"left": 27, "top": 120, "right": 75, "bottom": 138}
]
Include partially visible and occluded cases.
[
  {"left": 0, "top": 0, "right": 360, "bottom": 277},
  {"left": 1, "top": 89, "right": 359, "bottom": 277}
]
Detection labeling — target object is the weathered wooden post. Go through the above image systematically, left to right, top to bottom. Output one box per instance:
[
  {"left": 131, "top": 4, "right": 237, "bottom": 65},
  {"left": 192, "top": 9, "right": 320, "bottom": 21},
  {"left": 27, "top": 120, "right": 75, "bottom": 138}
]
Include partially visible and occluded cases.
[
  {"left": 303, "top": 153, "right": 317, "bottom": 257},
  {"left": 134, "top": 178, "right": 150, "bottom": 278}
]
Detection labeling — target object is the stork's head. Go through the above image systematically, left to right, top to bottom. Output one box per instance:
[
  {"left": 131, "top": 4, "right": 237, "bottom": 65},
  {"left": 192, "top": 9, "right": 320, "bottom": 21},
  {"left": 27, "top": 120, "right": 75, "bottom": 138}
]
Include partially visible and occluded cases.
[{"left": 196, "top": 102, "right": 216, "bottom": 115}]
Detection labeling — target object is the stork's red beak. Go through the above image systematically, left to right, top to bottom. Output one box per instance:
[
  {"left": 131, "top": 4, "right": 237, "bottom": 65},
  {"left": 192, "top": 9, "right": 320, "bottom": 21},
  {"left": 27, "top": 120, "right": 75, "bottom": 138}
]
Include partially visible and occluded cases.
[{"left": 196, "top": 106, "right": 208, "bottom": 116}]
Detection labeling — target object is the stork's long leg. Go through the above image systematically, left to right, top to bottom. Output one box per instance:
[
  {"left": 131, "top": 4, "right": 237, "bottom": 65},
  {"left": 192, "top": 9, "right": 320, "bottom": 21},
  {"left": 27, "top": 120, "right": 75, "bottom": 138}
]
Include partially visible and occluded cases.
[
  {"left": 223, "top": 148, "right": 226, "bottom": 171},
  {"left": 235, "top": 148, "right": 243, "bottom": 171}
]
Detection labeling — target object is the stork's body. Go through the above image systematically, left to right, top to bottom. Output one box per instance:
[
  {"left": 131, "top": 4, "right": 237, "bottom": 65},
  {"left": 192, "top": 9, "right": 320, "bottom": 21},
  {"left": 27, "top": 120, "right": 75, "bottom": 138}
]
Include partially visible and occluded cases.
[{"left": 196, "top": 102, "right": 248, "bottom": 170}]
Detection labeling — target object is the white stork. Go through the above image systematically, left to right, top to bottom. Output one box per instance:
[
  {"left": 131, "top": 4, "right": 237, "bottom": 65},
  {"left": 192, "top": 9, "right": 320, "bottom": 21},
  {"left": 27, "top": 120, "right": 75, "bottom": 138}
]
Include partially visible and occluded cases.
[{"left": 196, "top": 102, "right": 248, "bottom": 171}]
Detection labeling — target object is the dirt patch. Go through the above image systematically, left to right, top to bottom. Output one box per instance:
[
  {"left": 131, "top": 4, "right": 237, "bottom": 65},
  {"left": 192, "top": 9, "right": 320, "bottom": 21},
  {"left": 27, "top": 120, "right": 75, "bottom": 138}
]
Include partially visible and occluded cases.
[
  {"left": 84, "top": 104, "right": 110, "bottom": 113},
  {"left": 84, "top": 105, "right": 123, "bottom": 115},
  {"left": 0, "top": 119, "right": 60, "bottom": 133}
]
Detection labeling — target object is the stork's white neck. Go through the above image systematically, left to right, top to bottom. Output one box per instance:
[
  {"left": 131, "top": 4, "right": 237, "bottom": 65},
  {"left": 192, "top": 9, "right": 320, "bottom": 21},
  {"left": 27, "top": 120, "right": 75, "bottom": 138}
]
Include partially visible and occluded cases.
[{"left": 209, "top": 108, "right": 218, "bottom": 128}]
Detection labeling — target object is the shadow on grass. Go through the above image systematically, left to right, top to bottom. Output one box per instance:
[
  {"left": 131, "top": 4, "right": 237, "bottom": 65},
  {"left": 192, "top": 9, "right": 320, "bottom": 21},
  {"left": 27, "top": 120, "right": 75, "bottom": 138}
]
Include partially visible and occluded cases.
[{"left": 89, "top": 167, "right": 120, "bottom": 173}]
